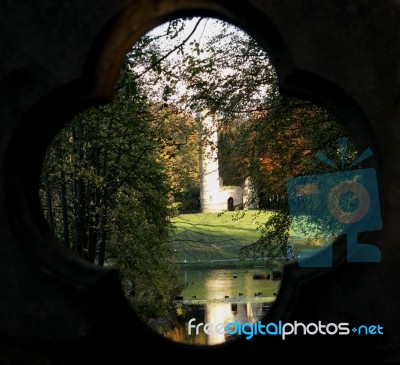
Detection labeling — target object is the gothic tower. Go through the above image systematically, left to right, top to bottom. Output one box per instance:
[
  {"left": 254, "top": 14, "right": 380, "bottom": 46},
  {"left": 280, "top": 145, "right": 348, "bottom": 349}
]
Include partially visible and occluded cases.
[{"left": 197, "top": 110, "right": 223, "bottom": 212}]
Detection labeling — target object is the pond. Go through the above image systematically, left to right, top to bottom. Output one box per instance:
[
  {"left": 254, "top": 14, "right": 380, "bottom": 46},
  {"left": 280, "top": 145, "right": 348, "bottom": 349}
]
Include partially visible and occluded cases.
[{"left": 164, "top": 268, "right": 281, "bottom": 345}]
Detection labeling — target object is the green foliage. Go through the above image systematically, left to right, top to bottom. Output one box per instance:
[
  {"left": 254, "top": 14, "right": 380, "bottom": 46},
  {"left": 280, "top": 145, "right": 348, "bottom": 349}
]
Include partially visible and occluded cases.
[
  {"left": 40, "top": 16, "right": 359, "bottom": 326},
  {"left": 139, "top": 17, "right": 355, "bottom": 265},
  {"left": 40, "top": 54, "right": 186, "bottom": 320},
  {"left": 236, "top": 96, "right": 355, "bottom": 264},
  {"left": 109, "top": 186, "right": 184, "bottom": 317},
  {"left": 174, "top": 186, "right": 200, "bottom": 213}
]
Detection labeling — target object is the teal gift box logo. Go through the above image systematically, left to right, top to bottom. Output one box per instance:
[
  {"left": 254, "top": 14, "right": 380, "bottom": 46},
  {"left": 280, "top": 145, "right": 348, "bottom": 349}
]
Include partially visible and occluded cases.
[{"left": 286, "top": 138, "right": 382, "bottom": 267}]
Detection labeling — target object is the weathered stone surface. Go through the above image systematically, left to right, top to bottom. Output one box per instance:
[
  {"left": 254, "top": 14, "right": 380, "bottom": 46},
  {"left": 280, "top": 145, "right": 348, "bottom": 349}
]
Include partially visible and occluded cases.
[{"left": 0, "top": 0, "right": 399, "bottom": 363}]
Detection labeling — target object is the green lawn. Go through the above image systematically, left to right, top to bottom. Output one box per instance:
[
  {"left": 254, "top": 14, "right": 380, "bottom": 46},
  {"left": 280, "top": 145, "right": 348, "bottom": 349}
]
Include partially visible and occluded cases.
[
  {"left": 169, "top": 210, "right": 322, "bottom": 265},
  {"left": 170, "top": 210, "right": 272, "bottom": 263}
]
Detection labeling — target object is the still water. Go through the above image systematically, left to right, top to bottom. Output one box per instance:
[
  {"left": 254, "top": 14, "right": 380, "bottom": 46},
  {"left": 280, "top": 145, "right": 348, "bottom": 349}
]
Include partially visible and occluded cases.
[{"left": 164, "top": 268, "right": 280, "bottom": 345}]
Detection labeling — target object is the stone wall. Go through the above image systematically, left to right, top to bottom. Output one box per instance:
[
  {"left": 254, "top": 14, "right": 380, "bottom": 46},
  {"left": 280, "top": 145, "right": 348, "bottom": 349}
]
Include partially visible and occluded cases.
[{"left": 220, "top": 186, "right": 244, "bottom": 210}]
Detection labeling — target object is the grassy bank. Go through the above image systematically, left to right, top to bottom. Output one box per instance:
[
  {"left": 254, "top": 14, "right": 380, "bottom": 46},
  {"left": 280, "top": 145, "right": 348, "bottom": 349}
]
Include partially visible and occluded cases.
[
  {"left": 170, "top": 209, "right": 323, "bottom": 269},
  {"left": 170, "top": 210, "right": 273, "bottom": 263},
  {"left": 176, "top": 258, "right": 277, "bottom": 270}
]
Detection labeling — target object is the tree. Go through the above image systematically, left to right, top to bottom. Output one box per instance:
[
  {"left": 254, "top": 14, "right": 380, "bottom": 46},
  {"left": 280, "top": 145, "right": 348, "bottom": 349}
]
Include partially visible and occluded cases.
[
  {"left": 40, "top": 16, "right": 357, "bottom": 322},
  {"left": 137, "top": 17, "right": 355, "bottom": 265},
  {"left": 39, "top": 57, "right": 186, "bottom": 320}
]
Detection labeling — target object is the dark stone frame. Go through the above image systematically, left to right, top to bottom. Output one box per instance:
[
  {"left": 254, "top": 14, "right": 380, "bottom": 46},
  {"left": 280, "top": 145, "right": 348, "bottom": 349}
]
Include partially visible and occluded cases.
[{"left": 0, "top": 0, "right": 398, "bottom": 363}]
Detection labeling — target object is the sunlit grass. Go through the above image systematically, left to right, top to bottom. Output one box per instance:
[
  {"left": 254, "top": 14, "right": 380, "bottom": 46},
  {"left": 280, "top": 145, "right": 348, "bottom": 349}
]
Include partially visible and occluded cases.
[
  {"left": 170, "top": 210, "right": 325, "bottom": 264},
  {"left": 170, "top": 210, "right": 272, "bottom": 262}
]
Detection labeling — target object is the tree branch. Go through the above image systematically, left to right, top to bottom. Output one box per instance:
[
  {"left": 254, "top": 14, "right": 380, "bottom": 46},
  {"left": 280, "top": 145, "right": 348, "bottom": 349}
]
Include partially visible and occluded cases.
[{"left": 115, "top": 17, "right": 204, "bottom": 92}]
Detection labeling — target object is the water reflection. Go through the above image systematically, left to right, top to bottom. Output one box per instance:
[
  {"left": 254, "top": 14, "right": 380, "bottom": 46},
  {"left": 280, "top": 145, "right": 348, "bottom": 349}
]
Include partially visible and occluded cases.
[
  {"left": 164, "top": 268, "right": 279, "bottom": 345},
  {"left": 204, "top": 301, "right": 267, "bottom": 345}
]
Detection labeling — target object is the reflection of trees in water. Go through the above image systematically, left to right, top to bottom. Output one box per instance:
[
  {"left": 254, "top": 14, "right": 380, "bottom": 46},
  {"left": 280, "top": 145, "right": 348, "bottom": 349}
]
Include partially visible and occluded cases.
[
  {"left": 181, "top": 268, "right": 280, "bottom": 301},
  {"left": 164, "top": 302, "right": 269, "bottom": 345},
  {"left": 165, "top": 324, "right": 207, "bottom": 345}
]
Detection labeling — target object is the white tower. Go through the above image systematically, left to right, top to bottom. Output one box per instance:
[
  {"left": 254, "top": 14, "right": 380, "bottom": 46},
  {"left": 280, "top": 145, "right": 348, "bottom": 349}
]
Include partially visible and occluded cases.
[{"left": 197, "top": 110, "right": 223, "bottom": 212}]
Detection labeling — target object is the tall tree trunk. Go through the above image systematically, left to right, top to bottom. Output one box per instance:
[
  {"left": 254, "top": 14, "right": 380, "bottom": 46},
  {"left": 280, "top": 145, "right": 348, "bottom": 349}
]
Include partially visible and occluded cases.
[
  {"left": 72, "top": 122, "right": 87, "bottom": 258},
  {"left": 97, "top": 135, "right": 109, "bottom": 267},
  {"left": 88, "top": 142, "right": 101, "bottom": 263},
  {"left": 43, "top": 169, "right": 55, "bottom": 234},
  {"left": 60, "top": 170, "right": 70, "bottom": 249},
  {"left": 74, "top": 177, "right": 85, "bottom": 258},
  {"left": 87, "top": 186, "right": 99, "bottom": 264},
  {"left": 97, "top": 194, "right": 108, "bottom": 267}
]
